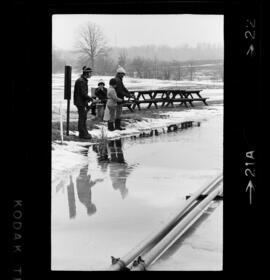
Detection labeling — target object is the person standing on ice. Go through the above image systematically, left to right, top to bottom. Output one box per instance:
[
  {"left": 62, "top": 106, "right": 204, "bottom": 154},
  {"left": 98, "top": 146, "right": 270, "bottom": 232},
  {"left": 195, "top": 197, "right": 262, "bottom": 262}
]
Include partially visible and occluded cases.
[
  {"left": 73, "top": 66, "right": 93, "bottom": 139},
  {"left": 114, "top": 66, "right": 133, "bottom": 130},
  {"left": 103, "top": 78, "right": 123, "bottom": 131}
]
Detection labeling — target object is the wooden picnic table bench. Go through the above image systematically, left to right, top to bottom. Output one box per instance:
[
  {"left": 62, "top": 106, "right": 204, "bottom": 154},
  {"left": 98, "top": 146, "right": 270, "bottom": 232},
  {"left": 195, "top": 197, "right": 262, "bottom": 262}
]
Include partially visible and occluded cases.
[
  {"left": 123, "top": 89, "right": 208, "bottom": 111},
  {"left": 165, "top": 89, "right": 208, "bottom": 107},
  {"left": 128, "top": 90, "right": 170, "bottom": 110},
  {"left": 122, "top": 99, "right": 135, "bottom": 112}
]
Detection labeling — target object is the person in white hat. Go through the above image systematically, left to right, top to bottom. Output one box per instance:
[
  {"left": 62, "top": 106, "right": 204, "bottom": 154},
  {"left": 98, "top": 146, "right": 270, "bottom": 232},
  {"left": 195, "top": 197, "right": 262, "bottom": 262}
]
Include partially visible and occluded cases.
[{"left": 114, "top": 65, "right": 133, "bottom": 130}]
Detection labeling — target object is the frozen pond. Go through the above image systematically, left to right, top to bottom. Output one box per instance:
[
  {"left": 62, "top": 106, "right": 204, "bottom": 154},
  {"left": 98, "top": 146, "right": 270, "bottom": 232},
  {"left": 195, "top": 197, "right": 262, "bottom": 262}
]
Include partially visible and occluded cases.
[{"left": 51, "top": 110, "right": 223, "bottom": 271}]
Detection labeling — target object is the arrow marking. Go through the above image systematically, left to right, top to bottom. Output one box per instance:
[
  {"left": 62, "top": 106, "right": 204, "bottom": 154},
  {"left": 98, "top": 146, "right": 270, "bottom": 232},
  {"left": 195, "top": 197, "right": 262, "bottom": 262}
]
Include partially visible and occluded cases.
[{"left": 246, "top": 180, "right": 255, "bottom": 205}]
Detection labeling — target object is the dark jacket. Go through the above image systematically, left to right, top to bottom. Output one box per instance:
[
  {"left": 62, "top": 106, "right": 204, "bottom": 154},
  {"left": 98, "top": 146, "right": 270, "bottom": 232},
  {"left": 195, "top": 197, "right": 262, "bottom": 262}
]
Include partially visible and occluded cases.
[
  {"left": 73, "top": 75, "right": 92, "bottom": 107},
  {"left": 115, "top": 75, "right": 131, "bottom": 102},
  {"left": 95, "top": 87, "right": 108, "bottom": 104}
]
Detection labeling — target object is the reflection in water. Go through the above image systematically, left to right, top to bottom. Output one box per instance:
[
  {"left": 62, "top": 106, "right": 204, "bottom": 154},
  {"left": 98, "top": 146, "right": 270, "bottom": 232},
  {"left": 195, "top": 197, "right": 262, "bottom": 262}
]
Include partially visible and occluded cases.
[
  {"left": 66, "top": 139, "right": 134, "bottom": 219},
  {"left": 93, "top": 139, "right": 134, "bottom": 199},
  {"left": 109, "top": 139, "right": 129, "bottom": 199},
  {"left": 92, "top": 142, "right": 110, "bottom": 173},
  {"left": 76, "top": 165, "right": 104, "bottom": 216},
  {"left": 67, "top": 175, "right": 76, "bottom": 219},
  {"left": 56, "top": 180, "right": 65, "bottom": 193}
]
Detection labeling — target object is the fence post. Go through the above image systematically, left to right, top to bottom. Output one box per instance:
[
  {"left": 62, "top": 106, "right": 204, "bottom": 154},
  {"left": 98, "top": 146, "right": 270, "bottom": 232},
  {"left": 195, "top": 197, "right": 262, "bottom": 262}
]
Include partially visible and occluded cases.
[
  {"left": 64, "top": 65, "right": 72, "bottom": 136},
  {"left": 59, "top": 102, "right": 64, "bottom": 144}
]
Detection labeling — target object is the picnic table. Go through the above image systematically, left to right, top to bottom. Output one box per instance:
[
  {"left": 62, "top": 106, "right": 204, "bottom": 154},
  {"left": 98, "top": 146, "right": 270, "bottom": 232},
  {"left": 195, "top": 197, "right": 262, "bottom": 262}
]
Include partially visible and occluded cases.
[
  {"left": 123, "top": 89, "right": 208, "bottom": 111},
  {"left": 164, "top": 89, "right": 208, "bottom": 108}
]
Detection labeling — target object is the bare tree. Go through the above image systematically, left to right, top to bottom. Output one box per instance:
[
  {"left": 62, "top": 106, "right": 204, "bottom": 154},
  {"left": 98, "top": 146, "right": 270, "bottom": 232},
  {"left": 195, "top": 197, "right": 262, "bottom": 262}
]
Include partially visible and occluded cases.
[
  {"left": 76, "top": 22, "right": 107, "bottom": 71},
  {"left": 118, "top": 48, "right": 128, "bottom": 67},
  {"left": 95, "top": 50, "right": 116, "bottom": 75},
  {"left": 153, "top": 56, "right": 158, "bottom": 79},
  {"left": 131, "top": 57, "right": 145, "bottom": 78},
  {"left": 188, "top": 61, "right": 195, "bottom": 81},
  {"left": 177, "top": 64, "right": 182, "bottom": 81},
  {"left": 163, "top": 67, "right": 171, "bottom": 80}
]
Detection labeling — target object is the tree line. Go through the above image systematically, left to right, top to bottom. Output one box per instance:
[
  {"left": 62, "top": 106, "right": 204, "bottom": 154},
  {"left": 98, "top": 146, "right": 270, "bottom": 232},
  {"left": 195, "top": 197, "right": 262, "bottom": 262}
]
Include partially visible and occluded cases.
[{"left": 53, "top": 21, "right": 223, "bottom": 81}]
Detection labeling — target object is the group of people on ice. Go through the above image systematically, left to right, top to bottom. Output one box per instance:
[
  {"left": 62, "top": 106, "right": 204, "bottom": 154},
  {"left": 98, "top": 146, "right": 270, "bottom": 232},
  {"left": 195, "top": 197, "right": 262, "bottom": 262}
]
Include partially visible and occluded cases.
[{"left": 73, "top": 65, "right": 133, "bottom": 139}]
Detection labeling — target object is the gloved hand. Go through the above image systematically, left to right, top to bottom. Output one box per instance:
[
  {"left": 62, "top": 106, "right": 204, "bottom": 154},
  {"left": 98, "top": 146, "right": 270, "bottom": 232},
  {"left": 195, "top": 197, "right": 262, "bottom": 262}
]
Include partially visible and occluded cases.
[{"left": 117, "top": 99, "right": 124, "bottom": 105}]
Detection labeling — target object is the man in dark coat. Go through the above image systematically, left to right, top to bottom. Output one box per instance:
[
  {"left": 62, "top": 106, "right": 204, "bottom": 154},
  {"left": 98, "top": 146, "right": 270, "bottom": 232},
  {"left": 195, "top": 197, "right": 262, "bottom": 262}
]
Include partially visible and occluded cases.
[
  {"left": 73, "top": 66, "right": 93, "bottom": 139},
  {"left": 114, "top": 66, "right": 133, "bottom": 130}
]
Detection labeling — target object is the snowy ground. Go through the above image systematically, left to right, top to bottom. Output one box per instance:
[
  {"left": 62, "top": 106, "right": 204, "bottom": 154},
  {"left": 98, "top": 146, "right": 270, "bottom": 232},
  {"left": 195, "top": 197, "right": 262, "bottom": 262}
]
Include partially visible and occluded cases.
[{"left": 52, "top": 74, "right": 223, "bottom": 116}]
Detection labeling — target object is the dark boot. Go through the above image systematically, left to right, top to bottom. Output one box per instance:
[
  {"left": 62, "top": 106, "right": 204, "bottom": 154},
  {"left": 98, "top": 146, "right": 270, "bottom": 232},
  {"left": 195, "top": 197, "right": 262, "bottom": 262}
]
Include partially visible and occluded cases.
[
  {"left": 91, "top": 107, "right": 96, "bottom": 116},
  {"left": 115, "top": 119, "right": 125, "bottom": 130},
  {"left": 108, "top": 121, "right": 115, "bottom": 131},
  {"left": 79, "top": 134, "right": 92, "bottom": 140}
]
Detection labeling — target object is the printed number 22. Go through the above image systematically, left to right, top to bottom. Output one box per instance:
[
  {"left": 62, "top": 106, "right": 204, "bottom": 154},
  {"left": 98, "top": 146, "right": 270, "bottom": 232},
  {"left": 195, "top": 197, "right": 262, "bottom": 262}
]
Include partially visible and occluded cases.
[{"left": 245, "top": 31, "right": 255, "bottom": 40}]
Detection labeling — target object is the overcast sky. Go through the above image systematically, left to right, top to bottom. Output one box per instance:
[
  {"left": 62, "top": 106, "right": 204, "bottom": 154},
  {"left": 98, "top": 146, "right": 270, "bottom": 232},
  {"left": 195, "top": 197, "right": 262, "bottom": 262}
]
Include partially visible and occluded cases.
[{"left": 52, "top": 14, "right": 223, "bottom": 50}]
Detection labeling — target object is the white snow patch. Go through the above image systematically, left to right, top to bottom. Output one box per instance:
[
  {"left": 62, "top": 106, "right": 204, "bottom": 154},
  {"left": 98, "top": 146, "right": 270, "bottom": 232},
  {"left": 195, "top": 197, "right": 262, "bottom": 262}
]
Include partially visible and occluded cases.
[
  {"left": 52, "top": 74, "right": 223, "bottom": 110},
  {"left": 52, "top": 141, "right": 90, "bottom": 186}
]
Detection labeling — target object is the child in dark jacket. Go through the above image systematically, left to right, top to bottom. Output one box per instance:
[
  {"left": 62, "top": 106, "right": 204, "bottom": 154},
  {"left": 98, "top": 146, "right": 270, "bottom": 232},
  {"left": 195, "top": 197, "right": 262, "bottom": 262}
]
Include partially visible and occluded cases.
[
  {"left": 90, "top": 79, "right": 107, "bottom": 116},
  {"left": 95, "top": 79, "right": 107, "bottom": 107}
]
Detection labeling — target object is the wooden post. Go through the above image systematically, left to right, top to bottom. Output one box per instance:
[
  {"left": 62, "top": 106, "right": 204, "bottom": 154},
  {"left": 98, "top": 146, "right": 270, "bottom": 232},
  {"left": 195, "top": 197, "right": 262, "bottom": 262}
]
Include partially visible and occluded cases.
[
  {"left": 64, "top": 65, "right": 72, "bottom": 136},
  {"left": 66, "top": 99, "right": 70, "bottom": 135},
  {"left": 59, "top": 102, "right": 64, "bottom": 144}
]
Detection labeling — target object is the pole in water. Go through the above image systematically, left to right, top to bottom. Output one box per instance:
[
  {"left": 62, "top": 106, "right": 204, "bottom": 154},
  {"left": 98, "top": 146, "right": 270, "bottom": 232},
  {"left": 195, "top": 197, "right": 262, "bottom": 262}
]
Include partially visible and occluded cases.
[
  {"left": 64, "top": 65, "right": 72, "bottom": 136},
  {"left": 108, "top": 174, "right": 223, "bottom": 271},
  {"left": 130, "top": 185, "right": 223, "bottom": 271}
]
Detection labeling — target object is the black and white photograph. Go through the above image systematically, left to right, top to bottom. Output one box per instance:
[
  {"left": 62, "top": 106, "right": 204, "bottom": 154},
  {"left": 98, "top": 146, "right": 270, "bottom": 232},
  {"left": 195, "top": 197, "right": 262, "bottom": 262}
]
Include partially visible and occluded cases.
[
  {"left": 9, "top": 0, "right": 264, "bottom": 277},
  {"left": 51, "top": 14, "right": 224, "bottom": 271}
]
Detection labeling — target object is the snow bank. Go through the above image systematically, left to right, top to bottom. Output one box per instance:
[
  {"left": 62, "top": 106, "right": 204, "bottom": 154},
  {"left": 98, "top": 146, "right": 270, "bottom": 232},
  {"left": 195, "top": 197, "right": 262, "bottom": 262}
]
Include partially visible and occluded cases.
[
  {"left": 201, "top": 88, "right": 223, "bottom": 101},
  {"left": 52, "top": 141, "right": 90, "bottom": 187}
]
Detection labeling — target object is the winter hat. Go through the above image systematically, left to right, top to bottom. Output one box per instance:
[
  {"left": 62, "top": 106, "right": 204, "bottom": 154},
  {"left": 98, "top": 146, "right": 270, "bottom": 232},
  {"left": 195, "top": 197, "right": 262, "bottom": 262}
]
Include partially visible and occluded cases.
[
  {"left": 116, "top": 65, "right": 126, "bottom": 74},
  {"left": 109, "top": 78, "right": 117, "bottom": 86},
  {"left": 98, "top": 79, "right": 105, "bottom": 86}
]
